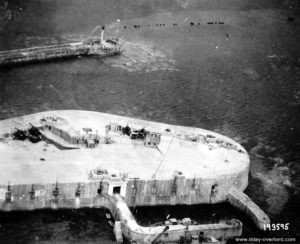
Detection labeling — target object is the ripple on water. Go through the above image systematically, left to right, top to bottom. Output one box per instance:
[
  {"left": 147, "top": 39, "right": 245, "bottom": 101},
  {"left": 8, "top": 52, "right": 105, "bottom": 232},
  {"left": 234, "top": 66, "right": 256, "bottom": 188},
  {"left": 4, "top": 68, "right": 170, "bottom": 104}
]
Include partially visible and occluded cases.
[
  {"left": 105, "top": 40, "right": 177, "bottom": 73},
  {"left": 248, "top": 138, "right": 295, "bottom": 216}
]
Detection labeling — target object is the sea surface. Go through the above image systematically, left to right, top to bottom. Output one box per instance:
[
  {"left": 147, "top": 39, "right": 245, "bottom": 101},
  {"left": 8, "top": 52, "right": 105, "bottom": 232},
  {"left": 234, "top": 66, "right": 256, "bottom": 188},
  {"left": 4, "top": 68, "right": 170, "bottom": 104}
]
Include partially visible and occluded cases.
[{"left": 0, "top": 0, "right": 299, "bottom": 243}]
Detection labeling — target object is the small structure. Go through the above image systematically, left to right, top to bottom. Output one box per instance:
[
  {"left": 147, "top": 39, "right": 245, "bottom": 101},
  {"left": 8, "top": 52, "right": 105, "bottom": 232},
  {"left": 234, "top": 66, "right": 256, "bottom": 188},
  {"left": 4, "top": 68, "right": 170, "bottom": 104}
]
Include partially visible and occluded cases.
[
  {"left": 41, "top": 116, "right": 106, "bottom": 147},
  {"left": 108, "top": 123, "right": 122, "bottom": 133},
  {"left": 145, "top": 132, "right": 161, "bottom": 147},
  {"left": 86, "top": 139, "right": 96, "bottom": 148},
  {"left": 90, "top": 168, "right": 109, "bottom": 180},
  {"left": 107, "top": 179, "right": 128, "bottom": 197},
  {"left": 182, "top": 217, "right": 192, "bottom": 226}
]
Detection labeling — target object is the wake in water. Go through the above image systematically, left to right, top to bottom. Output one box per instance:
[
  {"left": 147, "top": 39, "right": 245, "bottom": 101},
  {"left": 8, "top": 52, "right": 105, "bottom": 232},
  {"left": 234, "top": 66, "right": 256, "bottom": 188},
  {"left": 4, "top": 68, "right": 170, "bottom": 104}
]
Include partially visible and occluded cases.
[{"left": 106, "top": 39, "right": 178, "bottom": 73}]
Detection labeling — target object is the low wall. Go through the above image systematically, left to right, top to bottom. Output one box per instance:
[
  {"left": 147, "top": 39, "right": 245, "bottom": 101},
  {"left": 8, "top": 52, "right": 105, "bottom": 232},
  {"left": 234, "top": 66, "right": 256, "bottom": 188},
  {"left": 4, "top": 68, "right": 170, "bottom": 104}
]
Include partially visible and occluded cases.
[{"left": 226, "top": 189, "right": 270, "bottom": 231}]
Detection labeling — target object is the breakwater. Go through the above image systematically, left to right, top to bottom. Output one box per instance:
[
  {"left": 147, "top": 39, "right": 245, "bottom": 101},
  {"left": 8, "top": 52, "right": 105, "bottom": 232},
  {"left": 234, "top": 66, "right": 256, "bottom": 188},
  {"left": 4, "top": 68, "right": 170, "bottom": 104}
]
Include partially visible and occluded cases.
[{"left": 0, "top": 38, "right": 121, "bottom": 66}]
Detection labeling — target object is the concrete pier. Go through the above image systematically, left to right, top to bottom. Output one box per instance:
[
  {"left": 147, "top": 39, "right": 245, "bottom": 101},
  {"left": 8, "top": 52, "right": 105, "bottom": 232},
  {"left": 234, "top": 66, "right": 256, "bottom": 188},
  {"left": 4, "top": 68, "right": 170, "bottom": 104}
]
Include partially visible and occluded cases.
[
  {"left": 0, "top": 39, "right": 121, "bottom": 66},
  {"left": 226, "top": 189, "right": 270, "bottom": 231},
  {"left": 109, "top": 195, "right": 242, "bottom": 244}
]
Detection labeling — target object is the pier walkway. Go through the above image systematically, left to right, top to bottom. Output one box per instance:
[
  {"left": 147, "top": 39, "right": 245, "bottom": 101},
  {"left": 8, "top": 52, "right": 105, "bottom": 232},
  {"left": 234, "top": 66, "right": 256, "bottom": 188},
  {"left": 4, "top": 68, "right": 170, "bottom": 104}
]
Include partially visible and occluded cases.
[{"left": 108, "top": 195, "right": 242, "bottom": 244}]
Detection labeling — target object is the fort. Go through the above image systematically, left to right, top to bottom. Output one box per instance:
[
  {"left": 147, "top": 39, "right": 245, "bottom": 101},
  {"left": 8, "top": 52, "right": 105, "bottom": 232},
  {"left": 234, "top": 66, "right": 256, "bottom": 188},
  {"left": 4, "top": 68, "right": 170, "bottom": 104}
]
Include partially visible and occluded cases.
[{"left": 0, "top": 110, "right": 270, "bottom": 243}]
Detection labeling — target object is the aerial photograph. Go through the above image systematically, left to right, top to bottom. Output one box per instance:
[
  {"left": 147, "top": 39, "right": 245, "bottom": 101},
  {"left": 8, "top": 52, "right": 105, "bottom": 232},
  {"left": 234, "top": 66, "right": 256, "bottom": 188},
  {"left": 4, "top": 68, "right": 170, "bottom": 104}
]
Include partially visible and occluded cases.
[{"left": 0, "top": 0, "right": 299, "bottom": 243}]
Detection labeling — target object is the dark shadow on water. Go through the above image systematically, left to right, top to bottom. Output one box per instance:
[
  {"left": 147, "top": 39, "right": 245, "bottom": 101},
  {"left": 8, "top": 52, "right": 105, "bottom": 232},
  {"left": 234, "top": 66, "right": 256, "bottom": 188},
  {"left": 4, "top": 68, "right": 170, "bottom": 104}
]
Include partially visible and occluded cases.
[
  {"left": 132, "top": 202, "right": 256, "bottom": 232},
  {"left": 132, "top": 202, "right": 295, "bottom": 242},
  {"left": 0, "top": 203, "right": 295, "bottom": 242},
  {"left": 0, "top": 208, "right": 115, "bottom": 243}
]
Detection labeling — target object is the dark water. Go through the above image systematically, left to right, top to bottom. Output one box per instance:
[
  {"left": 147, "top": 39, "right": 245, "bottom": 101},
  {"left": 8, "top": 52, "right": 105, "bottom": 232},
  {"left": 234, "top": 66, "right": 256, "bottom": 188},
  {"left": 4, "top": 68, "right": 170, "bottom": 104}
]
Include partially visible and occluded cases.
[
  {"left": 0, "top": 0, "right": 300, "bottom": 243},
  {"left": 0, "top": 208, "right": 115, "bottom": 243}
]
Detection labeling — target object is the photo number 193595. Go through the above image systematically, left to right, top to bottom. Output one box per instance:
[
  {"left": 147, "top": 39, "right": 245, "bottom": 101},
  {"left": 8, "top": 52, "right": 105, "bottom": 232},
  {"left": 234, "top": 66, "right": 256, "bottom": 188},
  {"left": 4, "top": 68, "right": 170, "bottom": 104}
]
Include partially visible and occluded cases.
[{"left": 264, "top": 223, "right": 290, "bottom": 231}]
